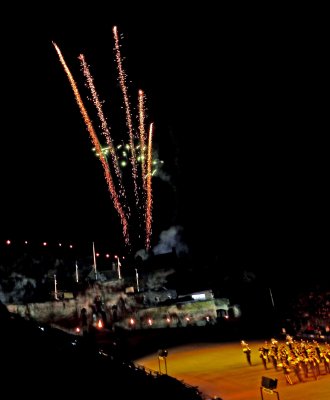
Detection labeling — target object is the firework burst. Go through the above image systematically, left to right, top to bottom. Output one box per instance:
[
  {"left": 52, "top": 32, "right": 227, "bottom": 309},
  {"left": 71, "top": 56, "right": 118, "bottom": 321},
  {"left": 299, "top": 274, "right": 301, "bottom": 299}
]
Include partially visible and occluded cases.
[{"left": 53, "top": 27, "right": 155, "bottom": 252}]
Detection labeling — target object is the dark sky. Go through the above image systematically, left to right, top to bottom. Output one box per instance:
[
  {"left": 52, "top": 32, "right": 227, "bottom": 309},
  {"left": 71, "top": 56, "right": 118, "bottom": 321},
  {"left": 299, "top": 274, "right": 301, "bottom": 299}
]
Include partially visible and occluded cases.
[{"left": 1, "top": 8, "right": 328, "bottom": 269}]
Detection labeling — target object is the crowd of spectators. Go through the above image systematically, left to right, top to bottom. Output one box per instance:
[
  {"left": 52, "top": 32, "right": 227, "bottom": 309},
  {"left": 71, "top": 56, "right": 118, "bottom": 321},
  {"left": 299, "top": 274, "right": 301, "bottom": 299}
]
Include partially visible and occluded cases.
[{"left": 290, "top": 290, "right": 330, "bottom": 338}]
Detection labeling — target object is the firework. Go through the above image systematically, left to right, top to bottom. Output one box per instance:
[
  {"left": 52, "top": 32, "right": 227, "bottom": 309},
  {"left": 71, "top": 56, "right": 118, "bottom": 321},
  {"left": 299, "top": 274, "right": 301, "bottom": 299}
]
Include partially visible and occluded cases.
[
  {"left": 113, "top": 26, "right": 139, "bottom": 206},
  {"left": 54, "top": 27, "right": 157, "bottom": 252},
  {"left": 53, "top": 42, "right": 130, "bottom": 245},
  {"left": 78, "top": 54, "right": 126, "bottom": 200},
  {"left": 138, "top": 89, "right": 147, "bottom": 189},
  {"left": 146, "top": 123, "right": 154, "bottom": 250}
]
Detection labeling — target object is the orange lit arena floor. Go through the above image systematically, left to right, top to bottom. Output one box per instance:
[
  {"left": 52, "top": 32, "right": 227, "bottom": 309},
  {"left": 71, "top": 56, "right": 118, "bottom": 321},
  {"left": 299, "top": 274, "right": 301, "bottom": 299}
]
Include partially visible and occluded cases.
[{"left": 135, "top": 340, "right": 330, "bottom": 400}]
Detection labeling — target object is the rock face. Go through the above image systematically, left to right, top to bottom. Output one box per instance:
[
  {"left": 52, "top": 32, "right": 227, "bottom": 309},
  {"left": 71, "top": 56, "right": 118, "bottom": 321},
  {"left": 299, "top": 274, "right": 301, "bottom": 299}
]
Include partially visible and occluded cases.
[{"left": 6, "top": 281, "right": 235, "bottom": 333}]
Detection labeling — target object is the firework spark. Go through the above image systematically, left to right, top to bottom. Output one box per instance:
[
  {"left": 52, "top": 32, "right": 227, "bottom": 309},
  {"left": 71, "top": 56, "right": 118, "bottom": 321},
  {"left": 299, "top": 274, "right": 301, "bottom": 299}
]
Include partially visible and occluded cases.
[
  {"left": 113, "top": 26, "right": 139, "bottom": 206},
  {"left": 54, "top": 28, "right": 157, "bottom": 252},
  {"left": 53, "top": 42, "right": 130, "bottom": 245},
  {"left": 78, "top": 54, "right": 129, "bottom": 213},
  {"left": 138, "top": 89, "right": 147, "bottom": 190},
  {"left": 145, "top": 123, "right": 154, "bottom": 250}
]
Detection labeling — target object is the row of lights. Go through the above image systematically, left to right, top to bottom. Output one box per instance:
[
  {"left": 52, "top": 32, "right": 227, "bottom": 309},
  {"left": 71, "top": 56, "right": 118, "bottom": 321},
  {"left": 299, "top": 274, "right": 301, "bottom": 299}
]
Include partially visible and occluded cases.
[
  {"left": 5, "top": 239, "right": 73, "bottom": 249},
  {"left": 3, "top": 240, "right": 124, "bottom": 260},
  {"left": 4, "top": 240, "right": 73, "bottom": 248},
  {"left": 128, "top": 315, "right": 219, "bottom": 327}
]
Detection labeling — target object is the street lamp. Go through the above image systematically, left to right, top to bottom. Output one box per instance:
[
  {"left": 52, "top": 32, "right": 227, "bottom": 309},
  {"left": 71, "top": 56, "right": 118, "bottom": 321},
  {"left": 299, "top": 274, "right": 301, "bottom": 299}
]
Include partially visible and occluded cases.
[
  {"left": 92, "top": 242, "right": 98, "bottom": 280},
  {"left": 114, "top": 255, "right": 122, "bottom": 279},
  {"left": 75, "top": 261, "right": 79, "bottom": 283},
  {"left": 135, "top": 268, "right": 140, "bottom": 292},
  {"left": 54, "top": 274, "right": 58, "bottom": 300}
]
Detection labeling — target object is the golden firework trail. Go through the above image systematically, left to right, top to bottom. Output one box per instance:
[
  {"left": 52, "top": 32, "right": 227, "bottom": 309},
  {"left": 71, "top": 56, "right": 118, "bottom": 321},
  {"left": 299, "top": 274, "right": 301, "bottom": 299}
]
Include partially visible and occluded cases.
[
  {"left": 113, "top": 26, "right": 139, "bottom": 206},
  {"left": 53, "top": 42, "right": 130, "bottom": 245},
  {"left": 78, "top": 54, "right": 128, "bottom": 212},
  {"left": 138, "top": 89, "right": 147, "bottom": 191},
  {"left": 145, "top": 122, "right": 154, "bottom": 250}
]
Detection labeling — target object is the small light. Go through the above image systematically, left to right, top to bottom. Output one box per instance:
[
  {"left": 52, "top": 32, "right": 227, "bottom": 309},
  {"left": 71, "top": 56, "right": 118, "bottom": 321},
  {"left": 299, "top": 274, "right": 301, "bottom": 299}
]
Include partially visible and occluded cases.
[{"left": 158, "top": 349, "right": 168, "bottom": 358}]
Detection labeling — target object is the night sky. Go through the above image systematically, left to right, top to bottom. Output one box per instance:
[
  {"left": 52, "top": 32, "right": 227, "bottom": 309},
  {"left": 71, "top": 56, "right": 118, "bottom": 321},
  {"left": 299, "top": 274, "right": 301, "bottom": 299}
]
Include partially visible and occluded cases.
[{"left": 1, "top": 9, "right": 328, "bottom": 273}]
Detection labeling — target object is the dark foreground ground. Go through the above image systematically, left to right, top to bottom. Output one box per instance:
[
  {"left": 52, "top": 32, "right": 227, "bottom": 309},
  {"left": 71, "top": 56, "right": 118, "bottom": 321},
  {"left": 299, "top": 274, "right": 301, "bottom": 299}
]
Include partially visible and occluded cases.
[{"left": 0, "top": 308, "right": 204, "bottom": 399}]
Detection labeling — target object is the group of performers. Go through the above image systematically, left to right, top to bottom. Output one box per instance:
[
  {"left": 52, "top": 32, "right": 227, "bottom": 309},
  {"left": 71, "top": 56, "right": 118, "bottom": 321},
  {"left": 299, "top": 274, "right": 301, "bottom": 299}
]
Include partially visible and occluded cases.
[{"left": 241, "top": 335, "right": 330, "bottom": 385}]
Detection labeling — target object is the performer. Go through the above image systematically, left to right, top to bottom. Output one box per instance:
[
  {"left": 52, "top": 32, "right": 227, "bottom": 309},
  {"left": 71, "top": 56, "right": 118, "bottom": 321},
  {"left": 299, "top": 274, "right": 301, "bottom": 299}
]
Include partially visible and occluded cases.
[
  {"left": 241, "top": 340, "right": 252, "bottom": 366},
  {"left": 262, "top": 341, "right": 270, "bottom": 363},
  {"left": 268, "top": 346, "right": 279, "bottom": 371},
  {"left": 259, "top": 347, "right": 268, "bottom": 370}
]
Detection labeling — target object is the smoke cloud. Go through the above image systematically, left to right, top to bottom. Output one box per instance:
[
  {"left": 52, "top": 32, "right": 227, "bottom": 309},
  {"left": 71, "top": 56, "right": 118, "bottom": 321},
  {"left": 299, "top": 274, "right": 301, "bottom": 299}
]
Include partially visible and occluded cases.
[
  {"left": 153, "top": 225, "right": 188, "bottom": 256},
  {"left": 134, "top": 226, "right": 189, "bottom": 260},
  {"left": 135, "top": 248, "right": 149, "bottom": 261}
]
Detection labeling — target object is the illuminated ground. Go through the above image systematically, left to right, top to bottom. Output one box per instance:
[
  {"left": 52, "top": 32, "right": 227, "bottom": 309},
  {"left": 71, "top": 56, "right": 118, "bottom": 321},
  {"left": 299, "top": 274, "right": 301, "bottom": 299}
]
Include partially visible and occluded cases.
[{"left": 135, "top": 340, "right": 330, "bottom": 400}]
